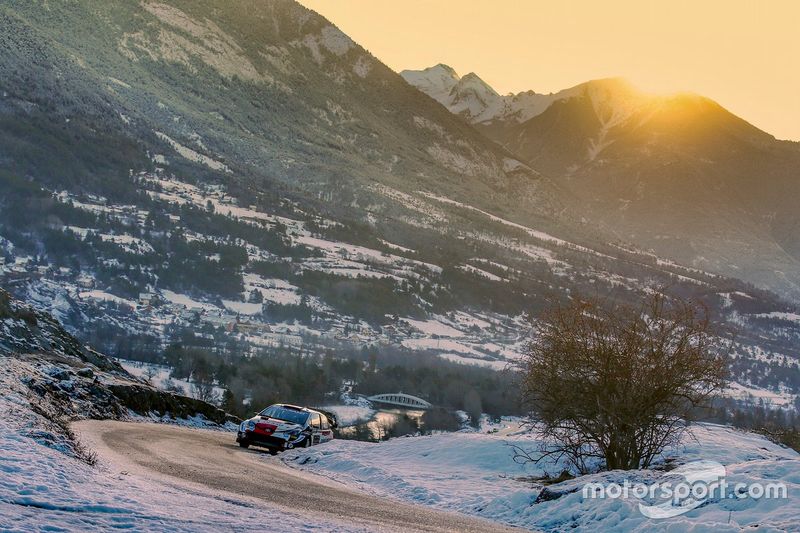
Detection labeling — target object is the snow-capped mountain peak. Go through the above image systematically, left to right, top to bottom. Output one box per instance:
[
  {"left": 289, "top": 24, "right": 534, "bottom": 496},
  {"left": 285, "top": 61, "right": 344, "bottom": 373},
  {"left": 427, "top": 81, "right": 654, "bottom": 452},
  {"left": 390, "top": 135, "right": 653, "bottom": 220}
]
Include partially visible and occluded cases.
[
  {"left": 429, "top": 62, "right": 459, "bottom": 79},
  {"left": 399, "top": 63, "right": 461, "bottom": 107},
  {"left": 402, "top": 65, "right": 581, "bottom": 124},
  {"left": 402, "top": 65, "right": 510, "bottom": 123},
  {"left": 402, "top": 66, "right": 660, "bottom": 133},
  {"left": 448, "top": 72, "right": 506, "bottom": 122},
  {"left": 457, "top": 72, "right": 499, "bottom": 96}
]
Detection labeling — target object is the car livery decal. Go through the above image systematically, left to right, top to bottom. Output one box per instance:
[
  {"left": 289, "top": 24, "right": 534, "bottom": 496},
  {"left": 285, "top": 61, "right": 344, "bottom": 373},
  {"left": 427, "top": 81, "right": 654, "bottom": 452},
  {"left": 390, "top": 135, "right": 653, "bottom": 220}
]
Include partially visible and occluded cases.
[{"left": 253, "top": 422, "right": 277, "bottom": 435}]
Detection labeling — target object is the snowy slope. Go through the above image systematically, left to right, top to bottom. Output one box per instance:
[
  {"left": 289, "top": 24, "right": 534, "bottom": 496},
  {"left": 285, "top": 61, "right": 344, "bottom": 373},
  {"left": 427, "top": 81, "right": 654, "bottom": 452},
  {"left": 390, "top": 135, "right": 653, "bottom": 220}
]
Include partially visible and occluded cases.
[{"left": 283, "top": 423, "right": 800, "bottom": 531}]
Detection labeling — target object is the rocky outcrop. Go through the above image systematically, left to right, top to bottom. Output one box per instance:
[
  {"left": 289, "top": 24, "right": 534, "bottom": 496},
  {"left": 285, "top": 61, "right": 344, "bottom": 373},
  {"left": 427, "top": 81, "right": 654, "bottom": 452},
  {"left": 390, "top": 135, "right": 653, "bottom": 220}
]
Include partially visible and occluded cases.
[
  {"left": 1, "top": 288, "right": 238, "bottom": 426},
  {"left": 108, "top": 384, "right": 235, "bottom": 425}
]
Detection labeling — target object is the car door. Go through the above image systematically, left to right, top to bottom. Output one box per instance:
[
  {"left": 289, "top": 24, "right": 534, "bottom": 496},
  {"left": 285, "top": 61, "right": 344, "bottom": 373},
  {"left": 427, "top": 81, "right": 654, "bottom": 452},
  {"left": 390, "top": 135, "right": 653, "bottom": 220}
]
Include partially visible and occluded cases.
[
  {"left": 310, "top": 413, "right": 322, "bottom": 444},
  {"left": 319, "top": 414, "right": 334, "bottom": 443}
]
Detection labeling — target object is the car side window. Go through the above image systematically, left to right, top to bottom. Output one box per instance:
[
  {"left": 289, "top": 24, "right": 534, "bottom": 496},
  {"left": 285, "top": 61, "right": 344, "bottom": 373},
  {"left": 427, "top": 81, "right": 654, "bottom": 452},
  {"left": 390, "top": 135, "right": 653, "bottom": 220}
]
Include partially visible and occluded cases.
[
  {"left": 311, "top": 413, "right": 321, "bottom": 429},
  {"left": 320, "top": 415, "right": 329, "bottom": 430}
]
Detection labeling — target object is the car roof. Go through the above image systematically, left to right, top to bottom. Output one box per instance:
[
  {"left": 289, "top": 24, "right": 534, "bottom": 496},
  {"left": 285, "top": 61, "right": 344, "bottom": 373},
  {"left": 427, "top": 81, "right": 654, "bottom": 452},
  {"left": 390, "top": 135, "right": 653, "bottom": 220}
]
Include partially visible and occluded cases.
[{"left": 274, "top": 403, "right": 322, "bottom": 415}]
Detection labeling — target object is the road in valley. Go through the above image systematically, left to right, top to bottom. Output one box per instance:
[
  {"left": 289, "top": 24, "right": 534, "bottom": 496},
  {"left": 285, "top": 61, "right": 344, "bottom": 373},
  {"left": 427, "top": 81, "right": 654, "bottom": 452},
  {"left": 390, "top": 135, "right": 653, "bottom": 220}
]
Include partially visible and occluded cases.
[{"left": 75, "top": 421, "right": 521, "bottom": 533}]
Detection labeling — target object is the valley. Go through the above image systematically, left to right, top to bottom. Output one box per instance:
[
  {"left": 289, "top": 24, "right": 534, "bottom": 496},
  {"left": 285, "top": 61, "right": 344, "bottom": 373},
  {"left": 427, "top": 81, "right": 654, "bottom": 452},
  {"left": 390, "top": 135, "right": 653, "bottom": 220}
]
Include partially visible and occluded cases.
[
  {"left": 0, "top": 1, "right": 799, "bottom": 531},
  {"left": 3, "top": 164, "right": 800, "bottom": 413}
]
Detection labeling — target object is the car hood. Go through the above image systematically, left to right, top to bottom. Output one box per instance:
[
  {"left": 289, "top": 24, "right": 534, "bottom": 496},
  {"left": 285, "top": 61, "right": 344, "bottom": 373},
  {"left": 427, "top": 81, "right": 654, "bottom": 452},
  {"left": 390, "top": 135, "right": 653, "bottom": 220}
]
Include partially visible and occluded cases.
[{"left": 245, "top": 416, "right": 304, "bottom": 432}]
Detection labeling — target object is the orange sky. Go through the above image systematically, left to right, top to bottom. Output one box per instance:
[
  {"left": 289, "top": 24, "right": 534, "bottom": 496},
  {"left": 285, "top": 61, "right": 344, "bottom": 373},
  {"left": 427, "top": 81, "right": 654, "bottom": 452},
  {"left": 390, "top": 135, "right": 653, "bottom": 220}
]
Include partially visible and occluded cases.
[{"left": 299, "top": 0, "right": 800, "bottom": 141}]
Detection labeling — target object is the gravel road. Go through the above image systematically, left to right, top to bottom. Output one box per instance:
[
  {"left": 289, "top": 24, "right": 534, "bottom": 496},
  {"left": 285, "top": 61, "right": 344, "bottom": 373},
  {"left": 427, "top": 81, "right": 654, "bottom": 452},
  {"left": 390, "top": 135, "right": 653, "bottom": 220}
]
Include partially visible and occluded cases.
[{"left": 75, "top": 420, "right": 521, "bottom": 532}]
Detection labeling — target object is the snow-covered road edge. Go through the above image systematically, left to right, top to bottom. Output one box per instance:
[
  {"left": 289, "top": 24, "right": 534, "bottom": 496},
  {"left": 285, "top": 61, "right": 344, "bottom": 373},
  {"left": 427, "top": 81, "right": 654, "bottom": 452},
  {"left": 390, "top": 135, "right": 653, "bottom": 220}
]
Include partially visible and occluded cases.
[
  {"left": 0, "top": 357, "right": 363, "bottom": 532},
  {"left": 281, "top": 424, "right": 800, "bottom": 532}
]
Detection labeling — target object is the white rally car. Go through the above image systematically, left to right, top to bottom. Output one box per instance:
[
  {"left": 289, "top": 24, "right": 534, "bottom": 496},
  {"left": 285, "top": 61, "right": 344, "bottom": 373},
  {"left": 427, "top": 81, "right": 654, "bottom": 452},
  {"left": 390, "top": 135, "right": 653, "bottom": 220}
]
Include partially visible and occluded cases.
[{"left": 236, "top": 404, "right": 335, "bottom": 454}]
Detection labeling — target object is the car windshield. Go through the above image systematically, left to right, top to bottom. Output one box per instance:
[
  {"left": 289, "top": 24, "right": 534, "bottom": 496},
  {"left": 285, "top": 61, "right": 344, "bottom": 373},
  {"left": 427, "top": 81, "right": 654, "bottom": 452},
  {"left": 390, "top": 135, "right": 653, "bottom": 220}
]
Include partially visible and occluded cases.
[{"left": 259, "top": 405, "right": 309, "bottom": 425}]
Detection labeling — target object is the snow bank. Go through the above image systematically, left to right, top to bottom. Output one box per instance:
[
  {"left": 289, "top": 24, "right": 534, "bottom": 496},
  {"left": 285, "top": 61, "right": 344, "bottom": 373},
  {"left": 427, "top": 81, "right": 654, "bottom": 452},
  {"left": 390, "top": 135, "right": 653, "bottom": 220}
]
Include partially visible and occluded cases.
[
  {"left": 155, "top": 131, "right": 230, "bottom": 173},
  {"left": 756, "top": 312, "right": 800, "bottom": 324},
  {"left": 726, "top": 382, "right": 796, "bottom": 409},
  {"left": 283, "top": 423, "right": 800, "bottom": 531},
  {"left": 283, "top": 431, "right": 541, "bottom": 526}
]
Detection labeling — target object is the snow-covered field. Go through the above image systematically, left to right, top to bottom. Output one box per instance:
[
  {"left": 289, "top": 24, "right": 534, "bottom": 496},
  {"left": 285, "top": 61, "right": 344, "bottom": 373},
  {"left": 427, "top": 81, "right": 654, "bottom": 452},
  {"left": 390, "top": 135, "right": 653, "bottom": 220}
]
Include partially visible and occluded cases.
[
  {"left": 726, "top": 382, "right": 797, "bottom": 409},
  {"left": 282, "top": 423, "right": 800, "bottom": 532}
]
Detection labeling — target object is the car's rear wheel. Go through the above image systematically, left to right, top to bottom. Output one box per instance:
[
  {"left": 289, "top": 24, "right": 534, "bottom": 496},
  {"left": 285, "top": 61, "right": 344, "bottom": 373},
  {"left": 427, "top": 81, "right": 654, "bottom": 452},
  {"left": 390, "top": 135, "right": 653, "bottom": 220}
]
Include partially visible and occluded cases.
[
  {"left": 238, "top": 440, "right": 250, "bottom": 449},
  {"left": 268, "top": 448, "right": 278, "bottom": 456}
]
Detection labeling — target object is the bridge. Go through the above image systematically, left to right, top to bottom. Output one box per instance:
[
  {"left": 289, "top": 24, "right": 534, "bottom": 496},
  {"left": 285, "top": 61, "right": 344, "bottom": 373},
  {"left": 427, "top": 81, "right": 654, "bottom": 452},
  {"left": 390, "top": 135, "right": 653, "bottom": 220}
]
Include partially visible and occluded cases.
[{"left": 367, "top": 393, "right": 432, "bottom": 410}]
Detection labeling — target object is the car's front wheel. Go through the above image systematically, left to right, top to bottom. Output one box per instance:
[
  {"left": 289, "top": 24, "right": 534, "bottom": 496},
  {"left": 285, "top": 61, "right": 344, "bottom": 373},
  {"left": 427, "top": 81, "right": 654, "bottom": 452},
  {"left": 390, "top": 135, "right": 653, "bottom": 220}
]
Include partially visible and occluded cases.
[{"left": 238, "top": 439, "right": 250, "bottom": 449}]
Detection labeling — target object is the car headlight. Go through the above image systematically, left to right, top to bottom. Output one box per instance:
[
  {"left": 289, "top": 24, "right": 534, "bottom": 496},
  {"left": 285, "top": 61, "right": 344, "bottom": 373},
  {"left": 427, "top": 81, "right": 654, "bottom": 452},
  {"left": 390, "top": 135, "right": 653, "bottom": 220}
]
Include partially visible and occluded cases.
[{"left": 247, "top": 421, "right": 256, "bottom": 430}]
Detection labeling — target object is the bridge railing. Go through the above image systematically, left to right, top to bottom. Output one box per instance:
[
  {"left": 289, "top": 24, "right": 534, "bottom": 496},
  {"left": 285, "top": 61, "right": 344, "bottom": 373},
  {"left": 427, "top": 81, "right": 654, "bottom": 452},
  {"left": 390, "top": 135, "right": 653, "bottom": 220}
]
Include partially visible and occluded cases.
[{"left": 367, "top": 393, "right": 432, "bottom": 409}]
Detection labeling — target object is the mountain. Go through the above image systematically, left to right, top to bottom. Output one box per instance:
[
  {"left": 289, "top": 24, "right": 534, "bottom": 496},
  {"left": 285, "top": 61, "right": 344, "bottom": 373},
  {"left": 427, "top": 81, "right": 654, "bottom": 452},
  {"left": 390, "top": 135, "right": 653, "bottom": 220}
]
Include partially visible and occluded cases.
[
  {"left": 0, "top": 0, "right": 568, "bottom": 232},
  {"left": 0, "top": 1, "right": 798, "bottom": 410},
  {"left": 400, "top": 64, "right": 582, "bottom": 125},
  {"left": 403, "top": 66, "right": 800, "bottom": 300}
]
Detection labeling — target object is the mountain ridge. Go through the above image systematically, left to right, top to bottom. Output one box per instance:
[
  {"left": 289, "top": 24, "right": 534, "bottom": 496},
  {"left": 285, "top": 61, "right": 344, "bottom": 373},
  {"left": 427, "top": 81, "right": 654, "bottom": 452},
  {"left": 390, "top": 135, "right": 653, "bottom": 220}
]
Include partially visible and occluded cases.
[{"left": 403, "top": 64, "right": 800, "bottom": 300}]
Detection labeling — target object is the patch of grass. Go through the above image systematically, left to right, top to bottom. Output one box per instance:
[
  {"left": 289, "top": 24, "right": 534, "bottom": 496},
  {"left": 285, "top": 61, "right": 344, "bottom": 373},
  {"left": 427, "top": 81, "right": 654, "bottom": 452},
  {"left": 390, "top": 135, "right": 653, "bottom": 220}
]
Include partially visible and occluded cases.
[
  {"left": 26, "top": 393, "right": 98, "bottom": 466},
  {"left": 69, "top": 433, "right": 98, "bottom": 467},
  {"left": 525, "top": 470, "right": 575, "bottom": 486}
]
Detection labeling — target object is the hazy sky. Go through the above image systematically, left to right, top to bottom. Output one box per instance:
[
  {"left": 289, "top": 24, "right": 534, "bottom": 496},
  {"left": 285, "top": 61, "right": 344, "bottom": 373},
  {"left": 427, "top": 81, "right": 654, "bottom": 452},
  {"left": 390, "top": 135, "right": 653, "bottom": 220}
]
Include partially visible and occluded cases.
[{"left": 299, "top": 0, "right": 800, "bottom": 141}]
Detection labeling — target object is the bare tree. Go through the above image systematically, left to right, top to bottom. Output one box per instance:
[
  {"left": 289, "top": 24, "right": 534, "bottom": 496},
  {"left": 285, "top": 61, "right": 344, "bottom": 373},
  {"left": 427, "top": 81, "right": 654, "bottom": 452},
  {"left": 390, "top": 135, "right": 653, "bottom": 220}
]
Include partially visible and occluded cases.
[
  {"left": 517, "top": 292, "right": 728, "bottom": 472},
  {"left": 190, "top": 359, "right": 219, "bottom": 405},
  {"left": 143, "top": 365, "right": 158, "bottom": 385},
  {"left": 191, "top": 379, "right": 219, "bottom": 405}
]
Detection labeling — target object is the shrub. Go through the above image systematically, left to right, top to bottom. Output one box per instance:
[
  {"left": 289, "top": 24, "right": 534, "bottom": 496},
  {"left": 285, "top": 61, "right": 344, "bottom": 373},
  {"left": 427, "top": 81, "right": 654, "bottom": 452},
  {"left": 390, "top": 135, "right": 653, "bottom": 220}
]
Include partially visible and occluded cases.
[{"left": 518, "top": 292, "right": 728, "bottom": 472}]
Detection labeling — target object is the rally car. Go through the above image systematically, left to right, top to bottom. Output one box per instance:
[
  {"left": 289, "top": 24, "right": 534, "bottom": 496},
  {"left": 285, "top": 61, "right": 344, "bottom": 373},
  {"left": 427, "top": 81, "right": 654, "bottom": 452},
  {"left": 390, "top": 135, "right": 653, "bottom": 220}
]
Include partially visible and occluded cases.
[{"left": 236, "top": 404, "right": 336, "bottom": 453}]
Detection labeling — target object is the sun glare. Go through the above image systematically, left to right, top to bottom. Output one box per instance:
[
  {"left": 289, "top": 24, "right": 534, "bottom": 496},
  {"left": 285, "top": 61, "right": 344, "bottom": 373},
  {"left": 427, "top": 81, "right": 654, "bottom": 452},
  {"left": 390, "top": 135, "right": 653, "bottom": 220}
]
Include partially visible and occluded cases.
[
  {"left": 300, "top": 0, "right": 800, "bottom": 140},
  {"left": 628, "top": 76, "right": 696, "bottom": 98}
]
